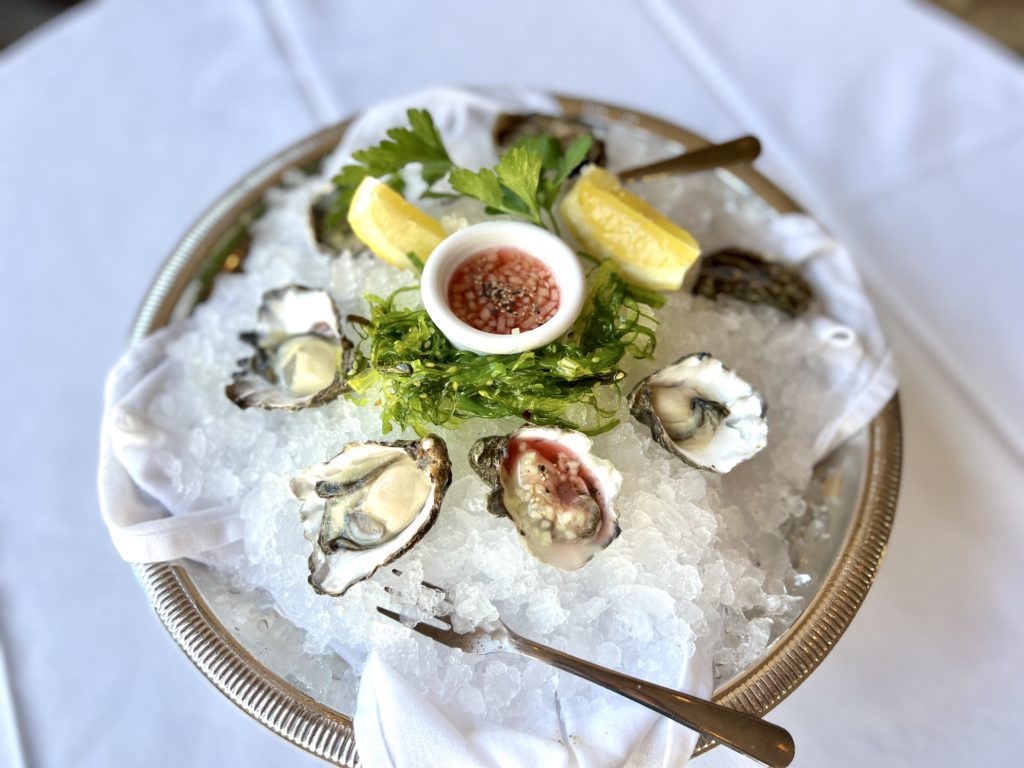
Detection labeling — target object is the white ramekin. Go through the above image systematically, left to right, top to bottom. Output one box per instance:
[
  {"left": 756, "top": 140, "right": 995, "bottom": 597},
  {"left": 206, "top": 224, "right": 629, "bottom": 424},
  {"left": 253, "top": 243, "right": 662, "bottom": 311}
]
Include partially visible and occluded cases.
[{"left": 420, "top": 221, "right": 586, "bottom": 355}]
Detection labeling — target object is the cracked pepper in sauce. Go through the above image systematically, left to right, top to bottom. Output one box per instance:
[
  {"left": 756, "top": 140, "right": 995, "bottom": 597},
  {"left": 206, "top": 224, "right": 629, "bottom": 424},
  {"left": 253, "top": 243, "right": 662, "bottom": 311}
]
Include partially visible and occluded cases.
[{"left": 447, "top": 247, "right": 560, "bottom": 334}]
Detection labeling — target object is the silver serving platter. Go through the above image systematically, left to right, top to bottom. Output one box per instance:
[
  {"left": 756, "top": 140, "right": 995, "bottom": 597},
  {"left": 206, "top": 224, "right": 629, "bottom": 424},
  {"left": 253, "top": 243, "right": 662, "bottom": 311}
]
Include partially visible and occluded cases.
[{"left": 128, "top": 96, "right": 901, "bottom": 764}]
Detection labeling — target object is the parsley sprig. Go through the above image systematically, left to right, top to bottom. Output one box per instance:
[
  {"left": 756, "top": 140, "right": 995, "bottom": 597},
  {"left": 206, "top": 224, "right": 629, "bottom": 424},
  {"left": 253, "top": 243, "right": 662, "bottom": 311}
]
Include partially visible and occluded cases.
[
  {"left": 324, "top": 109, "right": 454, "bottom": 231},
  {"left": 325, "top": 109, "right": 591, "bottom": 235},
  {"left": 328, "top": 109, "right": 661, "bottom": 435},
  {"left": 448, "top": 133, "right": 591, "bottom": 234}
]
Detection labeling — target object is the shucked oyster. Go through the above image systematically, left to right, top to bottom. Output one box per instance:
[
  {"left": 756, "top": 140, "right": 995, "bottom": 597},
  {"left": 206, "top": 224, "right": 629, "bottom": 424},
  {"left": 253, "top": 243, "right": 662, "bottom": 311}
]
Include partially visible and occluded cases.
[
  {"left": 492, "top": 112, "right": 606, "bottom": 167},
  {"left": 310, "top": 192, "right": 363, "bottom": 255},
  {"left": 693, "top": 248, "right": 813, "bottom": 317},
  {"left": 226, "top": 285, "right": 354, "bottom": 411},
  {"left": 630, "top": 353, "right": 767, "bottom": 473},
  {"left": 470, "top": 426, "right": 622, "bottom": 570},
  {"left": 291, "top": 435, "right": 452, "bottom": 596}
]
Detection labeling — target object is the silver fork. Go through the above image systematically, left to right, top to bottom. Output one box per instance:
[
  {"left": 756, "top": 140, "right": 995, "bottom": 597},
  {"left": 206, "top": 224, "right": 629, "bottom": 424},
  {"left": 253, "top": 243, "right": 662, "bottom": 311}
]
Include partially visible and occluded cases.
[{"left": 377, "top": 575, "right": 795, "bottom": 767}]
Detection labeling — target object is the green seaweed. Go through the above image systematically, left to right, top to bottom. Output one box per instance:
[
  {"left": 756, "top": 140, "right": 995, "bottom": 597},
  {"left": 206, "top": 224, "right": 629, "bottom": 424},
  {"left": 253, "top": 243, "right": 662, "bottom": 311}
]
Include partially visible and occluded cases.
[{"left": 347, "top": 260, "right": 659, "bottom": 435}]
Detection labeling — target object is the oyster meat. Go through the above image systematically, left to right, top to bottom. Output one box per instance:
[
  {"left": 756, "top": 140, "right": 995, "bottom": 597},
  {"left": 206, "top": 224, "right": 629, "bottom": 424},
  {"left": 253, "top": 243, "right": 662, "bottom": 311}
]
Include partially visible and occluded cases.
[
  {"left": 693, "top": 248, "right": 813, "bottom": 317},
  {"left": 226, "top": 285, "right": 354, "bottom": 411},
  {"left": 630, "top": 353, "right": 767, "bottom": 473},
  {"left": 470, "top": 426, "right": 621, "bottom": 570},
  {"left": 291, "top": 435, "right": 452, "bottom": 596}
]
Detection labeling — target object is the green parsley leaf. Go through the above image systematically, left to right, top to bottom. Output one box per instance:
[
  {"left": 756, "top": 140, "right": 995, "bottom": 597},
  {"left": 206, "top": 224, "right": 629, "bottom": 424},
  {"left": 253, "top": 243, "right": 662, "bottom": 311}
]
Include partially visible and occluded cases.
[
  {"left": 325, "top": 109, "right": 454, "bottom": 231},
  {"left": 350, "top": 109, "right": 452, "bottom": 178},
  {"left": 504, "top": 133, "right": 594, "bottom": 232},
  {"left": 511, "top": 135, "right": 562, "bottom": 171},
  {"left": 554, "top": 135, "right": 593, "bottom": 186},
  {"left": 495, "top": 146, "right": 543, "bottom": 221},
  {"left": 450, "top": 147, "right": 547, "bottom": 227},
  {"left": 334, "top": 164, "right": 371, "bottom": 187},
  {"left": 322, "top": 166, "right": 369, "bottom": 231},
  {"left": 449, "top": 167, "right": 504, "bottom": 209}
]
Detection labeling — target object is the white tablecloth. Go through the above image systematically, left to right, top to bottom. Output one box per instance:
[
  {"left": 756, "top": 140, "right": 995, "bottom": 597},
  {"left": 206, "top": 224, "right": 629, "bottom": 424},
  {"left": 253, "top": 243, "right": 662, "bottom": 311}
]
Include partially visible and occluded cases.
[{"left": 2, "top": 1, "right": 1022, "bottom": 766}]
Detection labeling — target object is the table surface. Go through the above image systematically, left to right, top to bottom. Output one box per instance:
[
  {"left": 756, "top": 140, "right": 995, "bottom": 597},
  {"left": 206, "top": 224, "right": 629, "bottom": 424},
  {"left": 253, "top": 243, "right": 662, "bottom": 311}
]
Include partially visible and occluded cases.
[{"left": 2, "top": 2, "right": 1023, "bottom": 766}]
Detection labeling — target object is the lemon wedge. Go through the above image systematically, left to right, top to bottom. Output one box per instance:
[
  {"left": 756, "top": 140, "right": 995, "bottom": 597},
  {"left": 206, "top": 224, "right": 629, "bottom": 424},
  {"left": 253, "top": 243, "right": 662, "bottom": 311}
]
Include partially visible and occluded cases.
[
  {"left": 559, "top": 165, "right": 701, "bottom": 291},
  {"left": 347, "top": 176, "right": 447, "bottom": 269}
]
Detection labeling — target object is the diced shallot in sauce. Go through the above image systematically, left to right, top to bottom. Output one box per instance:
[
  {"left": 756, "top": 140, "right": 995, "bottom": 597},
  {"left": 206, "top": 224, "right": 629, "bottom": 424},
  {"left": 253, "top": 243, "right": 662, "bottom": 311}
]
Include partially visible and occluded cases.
[
  {"left": 447, "top": 247, "right": 560, "bottom": 334},
  {"left": 501, "top": 437, "right": 604, "bottom": 542}
]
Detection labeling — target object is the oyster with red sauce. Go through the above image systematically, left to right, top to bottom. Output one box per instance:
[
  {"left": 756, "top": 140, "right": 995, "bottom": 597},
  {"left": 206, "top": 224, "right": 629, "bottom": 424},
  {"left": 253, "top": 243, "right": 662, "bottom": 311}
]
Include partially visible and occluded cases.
[{"left": 469, "top": 425, "right": 622, "bottom": 570}]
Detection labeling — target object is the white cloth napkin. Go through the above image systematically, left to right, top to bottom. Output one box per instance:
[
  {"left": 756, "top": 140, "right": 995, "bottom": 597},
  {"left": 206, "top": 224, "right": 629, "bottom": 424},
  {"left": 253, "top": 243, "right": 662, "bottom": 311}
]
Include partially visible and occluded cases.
[
  {"left": 96, "top": 87, "right": 897, "bottom": 767},
  {"left": 765, "top": 215, "right": 898, "bottom": 459},
  {"left": 98, "top": 324, "right": 247, "bottom": 563},
  {"left": 0, "top": 632, "right": 27, "bottom": 768},
  {"left": 355, "top": 642, "right": 714, "bottom": 768}
]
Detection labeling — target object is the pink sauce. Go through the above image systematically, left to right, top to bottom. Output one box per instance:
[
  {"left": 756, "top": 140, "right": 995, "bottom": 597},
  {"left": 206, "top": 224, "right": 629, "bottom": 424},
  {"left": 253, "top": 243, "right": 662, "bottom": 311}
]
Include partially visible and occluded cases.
[
  {"left": 447, "top": 246, "right": 560, "bottom": 334},
  {"left": 502, "top": 438, "right": 604, "bottom": 511}
]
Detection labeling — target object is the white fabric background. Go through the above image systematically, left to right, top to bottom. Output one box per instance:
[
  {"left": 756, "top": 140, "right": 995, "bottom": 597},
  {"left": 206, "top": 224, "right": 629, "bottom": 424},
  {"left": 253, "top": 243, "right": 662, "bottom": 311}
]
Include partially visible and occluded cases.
[{"left": 2, "top": 1, "right": 1022, "bottom": 766}]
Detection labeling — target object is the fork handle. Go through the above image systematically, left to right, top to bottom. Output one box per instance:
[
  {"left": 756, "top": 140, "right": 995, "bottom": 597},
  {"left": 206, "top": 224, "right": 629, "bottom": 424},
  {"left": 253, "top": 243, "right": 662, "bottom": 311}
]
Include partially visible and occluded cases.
[
  {"left": 618, "top": 135, "right": 762, "bottom": 181},
  {"left": 514, "top": 637, "right": 794, "bottom": 767}
]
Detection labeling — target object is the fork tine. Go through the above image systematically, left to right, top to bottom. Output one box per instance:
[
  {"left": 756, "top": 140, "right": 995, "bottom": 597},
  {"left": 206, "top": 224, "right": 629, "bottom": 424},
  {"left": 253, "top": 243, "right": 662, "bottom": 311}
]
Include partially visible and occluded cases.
[
  {"left": 388, "top": 568, "right": 449, "bottom": 599},
  {"left": 420, "top": 578, "right": 447, "bottom": 595},
  {"left": 375, "top": 605, "right": 453, "bottom": 629},
  {"left": 375, "top": 606, "right": 404, "bottom": 622},
  {"left": 375, "top": 607, "right": 460, "bottom": 647}
]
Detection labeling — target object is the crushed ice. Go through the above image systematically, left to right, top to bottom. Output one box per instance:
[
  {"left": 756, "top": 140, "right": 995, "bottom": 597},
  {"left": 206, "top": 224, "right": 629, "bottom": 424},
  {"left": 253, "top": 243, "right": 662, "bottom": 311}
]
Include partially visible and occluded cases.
[{"left": 151, "top": 131, "right": 843, "bottom": 728}]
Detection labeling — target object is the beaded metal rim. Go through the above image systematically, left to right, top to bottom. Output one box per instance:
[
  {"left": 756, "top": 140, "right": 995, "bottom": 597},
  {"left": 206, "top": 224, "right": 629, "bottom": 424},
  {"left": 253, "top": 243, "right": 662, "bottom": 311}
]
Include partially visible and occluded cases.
[{"left": 129, "top": 96, "right": 901, "bottom": 765}]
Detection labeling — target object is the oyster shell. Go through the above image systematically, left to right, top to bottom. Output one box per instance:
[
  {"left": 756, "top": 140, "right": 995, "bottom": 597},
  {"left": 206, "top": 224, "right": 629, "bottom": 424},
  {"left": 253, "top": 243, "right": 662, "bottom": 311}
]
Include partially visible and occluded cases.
[
  {"left": 492, "top": 112, "right": 606, "bottom": 168},
  {"left": 310, "top": 192, "right": 363, "bottom": 255},
  {"left": 693, "top": 248, "right": 813, "bottom": 317},
  {"left": 226, "top": 285, "right": 354, "bottom": 411},
  {"left": 630, "top": 353, "right": 767, "bottom": 473},
  {"left": 470, "top": 426, "right": 621, "bottom": 570},
  {"left": 291, "top": 435, "right": 452, "bottom": 596}
]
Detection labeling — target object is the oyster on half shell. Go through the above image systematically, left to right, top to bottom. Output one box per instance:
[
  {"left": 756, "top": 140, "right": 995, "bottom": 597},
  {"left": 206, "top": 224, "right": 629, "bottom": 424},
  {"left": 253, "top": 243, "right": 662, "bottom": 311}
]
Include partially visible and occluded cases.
[
  {"left": 492, "top": 112, "right": 606, "bottom": 167},
  {"left": 310, "top": 191, "right": 364, "bottom": 255},
  {"left": 693, "top": 248, "right": 813, "bottom": 317},
  {"left": 226, "top": 285, "right": 355, "bottom": 411},
  {"left": 630, "top": 353, "right": 767, "bottom": 473},
  {"left": 470, "top": 425, "right": 622, "bottom": 570},
  {"left": 291, "top": 435, "right": 452, "bottom": 596}
]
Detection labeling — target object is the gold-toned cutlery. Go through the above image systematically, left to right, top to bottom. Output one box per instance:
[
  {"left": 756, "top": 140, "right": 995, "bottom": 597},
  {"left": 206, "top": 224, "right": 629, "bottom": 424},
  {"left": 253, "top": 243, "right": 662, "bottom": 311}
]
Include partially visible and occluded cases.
[
  {"left": 619, "top": 135, "right": 762, "bottom": 182},
  {"left": 379, "top": 574, "right": 794, "bottom": 767}
]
